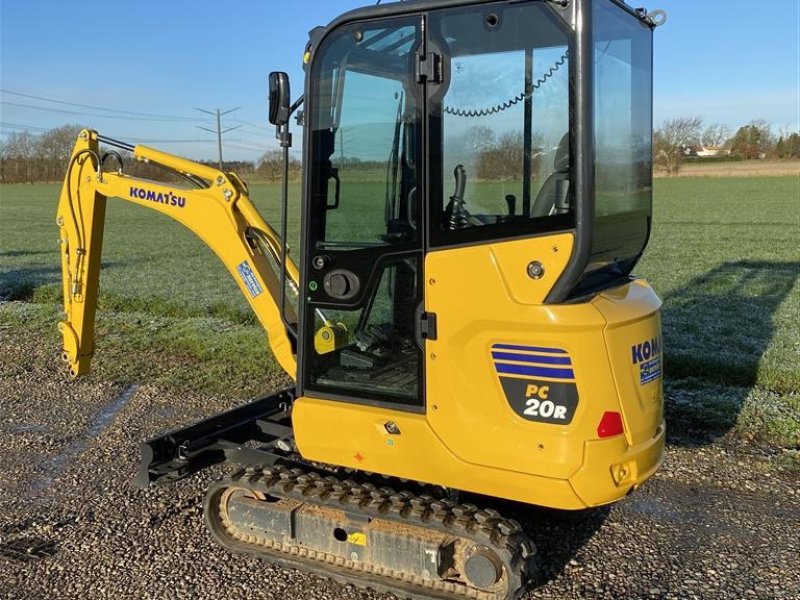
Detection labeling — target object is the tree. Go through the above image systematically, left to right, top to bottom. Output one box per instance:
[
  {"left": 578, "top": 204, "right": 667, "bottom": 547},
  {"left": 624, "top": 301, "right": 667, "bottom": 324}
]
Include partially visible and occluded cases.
[
  {"left": 653, "top": 117, "right": 702, "bottom": 176},
  {"left": 729, "top": 119, "right": 774, "bottom": 159},
  {"left": 700, "top": 123, "right": 730, "bottom": 148},
  {"left": 36, "top": 124, "right": 84, "bottom": 181},
  {"left": 445, "top": 125, "right": 496, "bottom": 171},
  {"left": 774, "top": 128, "right": 800, "bottom": 158},
  {"left": 1, "top": 131, "right": 38, "bottom": 183},
  {"left": 257, "top": 150, "right": 301, "bottom": 181}
]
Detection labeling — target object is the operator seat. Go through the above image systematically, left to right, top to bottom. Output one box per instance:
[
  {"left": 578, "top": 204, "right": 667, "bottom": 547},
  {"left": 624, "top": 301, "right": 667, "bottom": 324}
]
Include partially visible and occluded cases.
[{"left": 531, "top": 133, "right": 570, "bottom": 217}]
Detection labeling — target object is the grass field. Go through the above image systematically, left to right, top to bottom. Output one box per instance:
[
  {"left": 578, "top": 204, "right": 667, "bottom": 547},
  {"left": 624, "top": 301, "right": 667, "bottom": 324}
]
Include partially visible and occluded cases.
[
  {"left": 655, "top": 159, "right": 800, "bottom": 178},
  {"left": 1, "top": 176, "right": 798, "bottom": 449}
]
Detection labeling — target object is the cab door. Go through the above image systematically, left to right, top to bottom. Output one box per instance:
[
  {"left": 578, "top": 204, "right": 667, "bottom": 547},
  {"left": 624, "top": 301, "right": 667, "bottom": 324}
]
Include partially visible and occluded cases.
[
  {"left": 422, "top": 1, "right": 580, "bottom": 475},
  {"left": 300, "top": 16, "right": 425, "bottom": 409}
]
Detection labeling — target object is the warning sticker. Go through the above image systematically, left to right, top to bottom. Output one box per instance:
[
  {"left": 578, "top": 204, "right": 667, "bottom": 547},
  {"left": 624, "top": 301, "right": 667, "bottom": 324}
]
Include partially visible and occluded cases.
[
  {"left": 236, "top": 260, "right": 263, "bottom": 299},
  {"left": 347, "top": 532, "right": 367, "bottom": 546}
]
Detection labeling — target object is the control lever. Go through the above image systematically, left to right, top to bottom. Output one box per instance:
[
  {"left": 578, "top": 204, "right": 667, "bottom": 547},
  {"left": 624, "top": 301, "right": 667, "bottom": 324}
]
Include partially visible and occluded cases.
[
  {"left": 448, "top": 164, "right": 470, "bottom": 230},
  {"left": 505, "top": 194, "right": 516, "bottom": 217}
]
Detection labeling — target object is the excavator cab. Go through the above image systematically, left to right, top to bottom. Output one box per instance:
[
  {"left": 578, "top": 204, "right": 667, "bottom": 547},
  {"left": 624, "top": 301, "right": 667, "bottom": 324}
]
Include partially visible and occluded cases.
[
  {"left": 293, "top": 0, "right": 657, "bottom": 414},
  {"left": 55, "top": 2, "right": 666, "bottom": 598}
]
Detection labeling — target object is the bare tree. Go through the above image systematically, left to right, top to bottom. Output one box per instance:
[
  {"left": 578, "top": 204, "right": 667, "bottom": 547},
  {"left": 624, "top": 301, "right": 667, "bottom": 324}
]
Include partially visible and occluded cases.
[
  {"left": 653, "top": 117, "right": 702, "bottom": 176},
  {"left": 729, "top": 119, "right": 775, "bottom": 159},
  {"left": 700, "top": 123, "right": 730, "bottom": 148},
  {"left": 37, "top": 124, "right": 84, "bottom": 181},
  {"left": 2, "top": 131, "right": 38, "bottom": 183},
  {"left": 257, "top": 150, "right": 301, "bottom": 181}
]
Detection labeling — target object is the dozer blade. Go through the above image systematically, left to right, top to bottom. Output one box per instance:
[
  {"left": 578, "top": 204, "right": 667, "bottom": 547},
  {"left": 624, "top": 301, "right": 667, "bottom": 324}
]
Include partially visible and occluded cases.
[{"left": 205, "top": 464, "right": 536, "bottom": 600}]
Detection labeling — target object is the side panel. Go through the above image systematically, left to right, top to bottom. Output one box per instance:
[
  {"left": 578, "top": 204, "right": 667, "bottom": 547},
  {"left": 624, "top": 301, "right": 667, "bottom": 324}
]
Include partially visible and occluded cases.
[
  {"left": 424, "top": 232, "right": 613, "bottom": 480},
  {"left": 423, "top": 234, "right": 664, "bottom": 484},
  {"left": 293, "top": 260, "right": 666, "bottom": 509},
  {"left": 595, "top": 280, "right": 664, "bottom": 446},
  {"left": 292, "top": 396, "right": 586, "bottom": 510}
]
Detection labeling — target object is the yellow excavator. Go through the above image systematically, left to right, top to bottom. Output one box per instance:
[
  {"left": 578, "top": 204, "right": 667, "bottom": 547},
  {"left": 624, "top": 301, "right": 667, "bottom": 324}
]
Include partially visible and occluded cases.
[{"left": 54, "top": 1, "right": 666, "bottom": 598}]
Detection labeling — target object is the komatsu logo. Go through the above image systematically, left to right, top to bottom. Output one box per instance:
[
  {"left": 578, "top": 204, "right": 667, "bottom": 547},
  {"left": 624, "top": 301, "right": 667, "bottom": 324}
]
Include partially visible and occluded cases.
[
  {"left": 129, "top": 186, "right": 186, "bottom": 208},
  {"left": 631, "top": 336, "right": 662, "bottom": 365},
  {"left": 632, "top": 336, "right": 662, "bottom": 385}
]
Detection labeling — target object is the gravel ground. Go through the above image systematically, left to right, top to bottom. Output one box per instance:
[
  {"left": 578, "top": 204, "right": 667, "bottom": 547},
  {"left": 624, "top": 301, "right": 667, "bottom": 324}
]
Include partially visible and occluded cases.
[{"left": 1, "top": 326, "right": 798, "bottom": 600}]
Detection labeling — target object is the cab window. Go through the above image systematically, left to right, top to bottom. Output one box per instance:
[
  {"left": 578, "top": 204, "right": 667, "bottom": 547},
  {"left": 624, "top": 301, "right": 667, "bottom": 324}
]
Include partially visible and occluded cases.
[{"left": 429, "top": 2, "right": 573, "bottom": 247}]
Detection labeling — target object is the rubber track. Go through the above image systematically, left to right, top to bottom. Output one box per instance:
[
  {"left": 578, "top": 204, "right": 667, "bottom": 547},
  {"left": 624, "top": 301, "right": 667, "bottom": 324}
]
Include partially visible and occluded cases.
[{"left": 205, "top": 464, "right": 537, "bottom": 600}]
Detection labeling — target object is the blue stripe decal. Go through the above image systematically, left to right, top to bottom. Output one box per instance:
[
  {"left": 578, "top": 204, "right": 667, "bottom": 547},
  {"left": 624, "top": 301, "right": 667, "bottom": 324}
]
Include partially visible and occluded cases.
[
  {"left": 491, "top": 343, "right": 567, "bottom": 354},
  {"left": 491, "top": 351, "right": 572, "bottom": 366},
  {"left": 494, "top": 363, "right": 575, "bottom": 380}
]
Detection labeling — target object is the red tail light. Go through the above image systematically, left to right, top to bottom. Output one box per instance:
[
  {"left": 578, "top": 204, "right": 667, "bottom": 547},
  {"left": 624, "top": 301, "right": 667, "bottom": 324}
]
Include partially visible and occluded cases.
[{"left": 597, "top": 411, "right": 624, "bottom": 438}]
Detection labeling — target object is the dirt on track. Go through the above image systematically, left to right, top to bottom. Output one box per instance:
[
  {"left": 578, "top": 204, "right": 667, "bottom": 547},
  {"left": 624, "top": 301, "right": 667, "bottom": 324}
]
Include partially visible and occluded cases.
[{"left": 1, "top": 325, "right": 798, "bottom": 600}]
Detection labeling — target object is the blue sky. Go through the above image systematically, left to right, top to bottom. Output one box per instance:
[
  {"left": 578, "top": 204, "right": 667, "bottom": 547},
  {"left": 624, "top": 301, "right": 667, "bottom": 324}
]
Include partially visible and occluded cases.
[{"left": 1, "top": 0, "right": 797, "bottom": 161}]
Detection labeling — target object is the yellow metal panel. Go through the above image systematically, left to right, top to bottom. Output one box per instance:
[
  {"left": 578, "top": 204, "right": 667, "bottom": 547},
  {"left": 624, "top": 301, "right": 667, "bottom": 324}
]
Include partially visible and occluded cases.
[
  {"left": 424, "top": 233, "right": 612, "bottom": 479},
  {"left": 489, "top": 233, "right": 573, "bottom": 304},
  {"left": 295, "top": 234, "right": 663, "bottom": 510},
  {"left": 594, "top": 280, "right": 664, "bottom": 446},
  {"left": 292, "top": 396, "right": 587, "bottom": 509},
  {"left": 569, "top": 420, "right": 665, "bottom": 506}
]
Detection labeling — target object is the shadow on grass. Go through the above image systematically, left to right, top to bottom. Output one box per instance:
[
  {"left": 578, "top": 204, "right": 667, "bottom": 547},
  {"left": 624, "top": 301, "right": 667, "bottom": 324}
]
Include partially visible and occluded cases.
[
  {"left": 0, "top": 250, "right": 57, "bottom": 258},
  {"left": 661, "top": 260, "right": 799, "bottom": 446},
  {"left": 0, "top": 262, "right": 123, "bottom": 302},
  {"left": 0, "top": 266, "right": 62, "bottom": 301}
]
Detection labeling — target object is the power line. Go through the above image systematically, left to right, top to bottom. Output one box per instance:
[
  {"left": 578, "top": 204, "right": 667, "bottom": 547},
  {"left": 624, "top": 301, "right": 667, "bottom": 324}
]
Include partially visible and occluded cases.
[
  {"left": 0, "top": 89, "right": 198, "bottom": 121},
  {"left": 0, "top": 100, "right": 205, "bottom": 123},
  {"left": 196, "top": 107, "right": 242, "bottom": 170},
  {"left": 232, "top": 118, "right": 271, "bottom": 131},
  {"left": 1, "top": 120, "right": 267, "bottom": 160},
  {"left": 0, "top": 121, "right": 50, "bottom": 132},
  {"left": 231, "top": 134, "right": 272, "bottom": 147},
  {"left": 123, "top": 138, "right": 217, "bottom": 144},
  {"left": 227, "top": 142, "right": 271, "bottom": 153}
]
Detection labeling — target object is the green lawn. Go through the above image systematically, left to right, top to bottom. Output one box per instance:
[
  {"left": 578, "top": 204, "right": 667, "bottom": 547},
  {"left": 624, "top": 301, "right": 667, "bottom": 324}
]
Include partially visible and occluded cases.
[
  {"left": 1, "top": 176, "right": 798, "bottom": 448},
  {"left": 638, "top": 177, "right": 799, "bottom": 448}
]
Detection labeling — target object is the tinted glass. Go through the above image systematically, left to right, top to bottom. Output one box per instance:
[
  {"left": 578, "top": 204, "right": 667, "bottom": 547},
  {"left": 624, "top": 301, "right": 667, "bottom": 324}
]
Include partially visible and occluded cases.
[
  {"left": 590, "top": 0, "right": 653, "bottom": 272},
  {"left": 430, "top": 2, "right": 573, "bottom": 246},
  {"left": 305, "top": 18, "right": 423, "bottom": 407},
  {"left": 309, "top": 22, "right": 420, "bottom": 249},
  {"left": 308, "top": 259, "right": 421, "bottom": 405}
]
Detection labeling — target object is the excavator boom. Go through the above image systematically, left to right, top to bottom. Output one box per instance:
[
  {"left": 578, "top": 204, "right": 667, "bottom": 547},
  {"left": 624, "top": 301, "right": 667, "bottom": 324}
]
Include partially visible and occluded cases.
[{"left": 56, "top": 129, "right": 299, "bottom": 379}]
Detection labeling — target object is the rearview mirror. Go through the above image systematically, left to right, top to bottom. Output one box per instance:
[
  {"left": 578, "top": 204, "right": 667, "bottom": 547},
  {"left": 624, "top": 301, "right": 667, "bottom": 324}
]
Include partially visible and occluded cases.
[{"left": 268, "top": 72, "right": 291, "bottom": 126}]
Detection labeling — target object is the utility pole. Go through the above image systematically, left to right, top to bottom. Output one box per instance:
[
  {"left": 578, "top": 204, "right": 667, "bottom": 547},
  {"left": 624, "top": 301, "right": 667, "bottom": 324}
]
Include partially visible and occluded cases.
[{"left": 195, "top": 107, "right": 241, "bottom": 170}]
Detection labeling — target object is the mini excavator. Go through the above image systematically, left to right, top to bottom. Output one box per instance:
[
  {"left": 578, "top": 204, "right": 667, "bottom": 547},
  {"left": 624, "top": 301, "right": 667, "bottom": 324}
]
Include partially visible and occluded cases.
[{"left": 55, "top": 1, "right": 666, "bottom": 598}]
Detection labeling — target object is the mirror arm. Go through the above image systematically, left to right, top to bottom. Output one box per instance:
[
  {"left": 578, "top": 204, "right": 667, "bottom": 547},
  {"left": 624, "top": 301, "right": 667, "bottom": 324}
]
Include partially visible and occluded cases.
[
  {"left": 289, "top": 95, "right": 305, "bottom": 116},
  {"left": 276, "top": 96, "right": 305, "bottom": 149}
]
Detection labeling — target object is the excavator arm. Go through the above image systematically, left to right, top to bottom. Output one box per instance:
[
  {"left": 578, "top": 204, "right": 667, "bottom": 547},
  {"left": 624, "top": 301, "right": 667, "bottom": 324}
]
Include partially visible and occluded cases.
[{"left": 56, "top": 129, "right": 300, "bottom": 379}]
